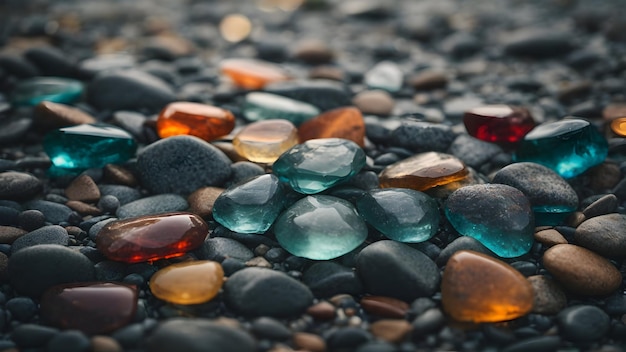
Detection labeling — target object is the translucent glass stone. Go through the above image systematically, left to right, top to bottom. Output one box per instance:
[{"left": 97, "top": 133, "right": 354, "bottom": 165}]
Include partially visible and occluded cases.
[
  {"left": 220, "top": 58, "right": 289, "bottom": 90},
  {"left": 364, "top": 61, "right": 403, "bottom": 92},
  {"left": 11, "top": 77, "right": 83, "bottom": 107},
  {"left": 243, "top": 92, "right": 320, "bottom": 126},
  {"left": 157, "top": 102, "right": 235, "bottom": 142},
  {"left": 463, "top": 105, "right": 536, "bottom": 147},
  {"left": 298, "top": 107, "right": 366, "bottom": 147},
  {"left": 610, "top": 117, "right": 626, "bottom": 137},
  {"left": 232, "top": 119, "right": 299, "bottom": 163},
  {"left": 514, "top": 119, "right": 608, "bottom": 178},
  {"left": 43, "top": 124, "right": 137, "bottom": 171},
  {"left": 272, "top": 138, "right": 366, "bottom": 194},
  {"left": 379, "top": 152, "right": 469, "bottom": 192},
  {"left": 213, "top": 174, "right": 287, "bottom": 234},
  {"left": 356, "top": 188, "right": 439, "bottom": 243},
  {"left": 274, "top": 195, "right": 368, "bottom": 260},
  {"left": 150, "top": 260, "right": 224, "bottom": 305}
]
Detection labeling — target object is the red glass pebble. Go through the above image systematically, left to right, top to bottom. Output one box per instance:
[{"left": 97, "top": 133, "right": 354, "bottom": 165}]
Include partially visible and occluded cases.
[
  {"left": 220, "top": 58, "right": 289, "bottom": 90},
  {"left": 463, "top": 105, "right": 535, "bottom": 146},
  {"left": 96, "top": 212, "right": 208, "bottom": 263},
  {"left": 40, "top": 282, "right": 137, "bottom": 335}
]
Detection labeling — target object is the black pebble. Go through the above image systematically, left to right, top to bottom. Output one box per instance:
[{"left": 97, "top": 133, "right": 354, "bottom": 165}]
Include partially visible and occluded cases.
[
  {"left": 18, "top": 209, "right": 45, "bottom": 231},
  {"left": 303, "top": 261, "right": 364, "bottom": 298},
  {"left": 6, "top": 297, "right": 37, "bottom": 322},
  {"left": 557, "top": 305, "right": 610, "bottom": 342},
  {"left": 10, "top": 324, "right": 58, "bottom": 348},
  {"left": 46, "top": 330, "right": 91, "bottom": 352}
]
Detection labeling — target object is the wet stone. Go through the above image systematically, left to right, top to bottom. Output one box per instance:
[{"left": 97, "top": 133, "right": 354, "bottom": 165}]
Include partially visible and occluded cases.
[
  {"left": 220, "top": 58, "right": 289, "bottom": 90},
  {"left": 11, "top": 77, "right": 83, "bottom": 107},
  {"left": 243, "top": 92, "right": 320, "bottom": 126},
  {"left": 33, "top": 101, "right": 96, "bottom": 130},
  {"left": 157, "top": 102, "right": 235, "bottom": 142},
  {"left": 463, "top": 105, "right": 535, "bottom": 147},
  {"left": 298, "top": 107, "right": 366, "bottom": 147},
  {"left": 233, "top": 119, "right": 299, "bottom": 163},
  {"left": 514, "top": 119, "right": 608, "bottom": 178},
  {"left": 273, "top": 138, "right": 366, "bottom": 194},
  {"left": 379, "top": 152, "right": 468, "bottom": 192},
  {"left": 0, "top": 172, "right": 42, "bottom": 201},
  {"left": 445, "top": 184, "right": 535, "bottom": 258},
  {"left": 356, "top": 188, "right": 439, "bottom": 243},
  {"left": 116, "top": 193, "right": 188, "bottom": 219},
  {"left": 96, "top": 212, "right": 208, "bottom": 263},
  {"left": 574, "top": 213, "right": 626, "bottom": 257},
  {"left": 10, "top": 225, "right": 69, "bottom": 254},
  {"left": 441, "top": 250, "right": 534, "bottom": 323},
  {"left": 150, "top": 260, "right": 224, "bottom": 305},
  {"left": 303, "top": 262, "right": 364, "bottom": 298},
  {"left": 40, "top": 282, "right": 137, "bottom": 335},
  {"left": 558, "top": 305, "right": 610, "bottom": 342}
]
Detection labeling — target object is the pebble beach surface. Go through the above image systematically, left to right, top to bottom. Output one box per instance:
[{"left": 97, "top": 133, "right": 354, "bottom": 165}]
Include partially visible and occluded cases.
[{"left": 1, "top": 0, "right": 626, "bottom": 351}]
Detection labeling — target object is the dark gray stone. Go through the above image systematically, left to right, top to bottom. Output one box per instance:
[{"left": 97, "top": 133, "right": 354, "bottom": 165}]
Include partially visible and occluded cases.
[
  {"left": 504, "top": 30, "right": 575, "bottom": 58},
  {"left": 264, "top": 80, "right": 351, "bottom": 111},
  {"left": 390, "top": 121, "right": 456, "bottom": 152},
  {"left": 448, "top": 135, "right": 503, "bottom": 169},
  {"left": 224, "top": 162, "right": 265, "bottom": 188},
  {"left": 0, "top": 171, "right": 41, "bottom": 200},
  {"left": 98, "top": 185, "right": 142, "bottom": 205},
  {"left": 116, "top": 194, "right": 188, "bottom": 219},
  {"left": 582, "top": 194, "right": 618, "bottom": 218},
  {"left": 23, "top": 200, "right": 73, "bottom": 224},
  {"left": 574, "top": 213, "right": 626, "bottom": 257},
  {"left": 11, "top": 225, "right": 69, "bottom": 254},
  {"left": 437, "top": 236, "right": 494, "bottom": 266},
  {"left": 194, "top": 237, "right": 254, "bottom": 262},
  {"left": 303, "top": 261, "right": 364, "bottom": 298},
  {"left": 6, "top": 296, "right": 37, "bottom": 322},
  {"left": 557, "top": 305, "right": 610, "bottom": 342},
  {"left": 412, "top": 308, "right": 446, "bottom": 335},
  {"left": 250, "top": 317, "right": 292, "bottom": 340},
  {"left": 11, "top": 324, "right": 58, "bottom": 348},
  {"left": 47, "top": 330, "right": 91, "bottom": 352},
  {"left": 502, "top": 336, "right": 561, "bottom": 352}
]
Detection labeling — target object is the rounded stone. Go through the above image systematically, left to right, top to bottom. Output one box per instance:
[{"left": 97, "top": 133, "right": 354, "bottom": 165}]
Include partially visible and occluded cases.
[
  {"left": 220, "top": 58, "right": 289, "bottom": 90},
  {"left": 352, "top": 90, "right": 394, "bottom": 116},
  {"left": 243, "top": 92, "right": 320, "bottom": 126},
  {"left": 33, "top": 101, "right": 96, "bottom": 130},
  {"left": 157, "top": 102, "right": 235, "bottom": 142},
  {"left": 298, "top": 107, "right": 366, "bottom": 147},
  {"left": 233, "top": 119, "right": 299, "bottom": 163},
  {"left": 390, "top": 121, "right": 457, "bottom": 153},
  {"left": 136, "top": 135, "right": 232, "bottom": 194},
  {"left": 379, "top": 152, "right": 468, "bottom": 192},
  {"left": 0, "top": 172, "right": 42, "bottom": 200},
  {"left": 65, "top": 174, "right": 101, "bottom": 203},
  {"left": 187, "top": 187, "right": 224, "bottom": 218},
  {"left": 116, "top": 194, "right": 188, "bottom": 219},
  {"left": 582, "top": 194, "right": 619, "bottom": 219},
  {"left": 574, "top": 213, "right": 626, "bottom": 257},
  {"left": 11, "top": 225, "right": 69, "bottom": 254},
  {"left": 436, "top": 236, "right": 494, "bottom": 266},
  {"left": 194, "top": 237, "right": 254, "bottom": 262},
  {"left": 543, "top": 244, "right": 621, "bottom": 296},
  {"left": 150, "top": 260, "right": 224, "bottom": 305},
  {"left": 303, "top": 262, "right": 364, "bottom": 298},
  {"left": 224, "top": 267, "right": 314, "bottom": 317},
  {"left": 528, "top": 275, "right": 567, "bottom": 314},
  {"left": 557, "top": 305, "right": 610, "bottom": 342},
  {"left": 46, "top": 330, "right": 91, "bottom": 352}
]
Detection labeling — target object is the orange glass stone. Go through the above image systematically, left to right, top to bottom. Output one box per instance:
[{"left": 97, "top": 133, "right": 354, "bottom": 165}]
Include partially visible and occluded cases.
[
  {"left": 220, "top": 58, "right": 289, "bottom": 90},
  {"left": 157, "top": 102, "right": 235, "bottom": 142},
  {"left": 299, "top": 107, "right": 366, "bottom": 147},
  {"left": 610, "top": 117, "right": 626, "bottom": 137},
  {"left": 233, "top": 119, "right": 299, "bottom": 163},
  {"left": 379, "top": 152, "right": 469, "bottom": 192},
  {"left": 96, "top": 212, "right": 208, "bottom": 263},
  {"left": 441, "top": 250, "right": 534, "bottom": 323},
  {"left": 150, "top": 260, "right": 224, "bottom": 305},
  {"left": 40, "top": 282, "right": 137, "bottom": 334}
]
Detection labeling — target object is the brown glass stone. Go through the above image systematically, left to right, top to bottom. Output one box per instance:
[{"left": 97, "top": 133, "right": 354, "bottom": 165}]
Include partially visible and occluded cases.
[
  {"left": 220, "top": 58, "right": 289, "bottom": 90},
  {"left": 34, "top": 101, "right": 96, "bottom": 130},
  {"left": 157, "top": 102, "right": 235, "bottom": 142},
  {"left": 298, "top": 107, "right": 366, "bottom": 147},
  {"left": 610, "top": 117, "right": 626, "bottom": 137},
  {"left": 379, "top": 152, "right": 469, "bottom": 192},
  {"left": 441, "top": 250, "right": 534, "bottom": 323},
  {"left": 40, "top": 282, "right": 137, "bottom": 335},
  {"left": 360, "top": 296, "right": 409, "bottom": 319}
]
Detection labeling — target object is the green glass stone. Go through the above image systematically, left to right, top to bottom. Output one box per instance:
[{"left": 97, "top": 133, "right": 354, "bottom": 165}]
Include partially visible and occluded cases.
[
  {"left": 11, "top": 77, "right": 83, "bottom": 107},
  {"left": 243, "top": 92, "right": 320, "bottom": 126},
  {"left": 513, "top": 119, "right": 608, "bottom": 178},
  {"left": 43, "top": 124, "right": 137, "bottom": 171},
  {"left": 272, "top": 138, "right": 366, "bottom": 194},
  {"left": 213, "top": 174, "right": 287, "bottom": 234},
  {"left": 356, "top": 188, "right": 439, "bottom": 243},
  {"left": 274, "top": 195, "right": 368, "bottom": 260}
]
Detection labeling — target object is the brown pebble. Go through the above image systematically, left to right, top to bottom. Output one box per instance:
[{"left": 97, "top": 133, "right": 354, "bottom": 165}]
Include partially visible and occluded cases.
[
  {"left": 293, "top": 39, "right": 334, "bottom": 64},
  {"left": 309, "top": 66, "right": 345, "bottom": 82},
  {"left": 409, "top": 70, "right": 448, "bottom": 91},
  {"left": 557, "top": 80, "right": 592, "bottom": 102},
  {"left": 352, "top": 90, "right": 394, "bottom": 116},
  {"left": 33, "top": 101, "right": 96, "bottom": 130},
  {"left": 603, "top": 102, "right": 626, "bottom": 121},
  {"left": 213, "top": 141, "right": 248, "bottom": 162},
  {"left": 588, "top": 163, "right": 621, "bottom": 191},
  {"left": 103, "top": 164, "right": 137, "bottom": 187},
  {"left": 65, "top": 174, "right": 100, "bottom": 203},
  {"left": 187, "top": 187, "right": 224, "bottom": 218},
  {"left": 582, "top": 194, "right": 619, "bottom": 219},
  {"left": 66, "top": 200, "right": 102, "bottom": 216},
  {"left": 566, "top": 211, "right": 586, "bottom": 227},
  {"left": 574, "top": 213, "right": 626, "bottom": 258},
  {"left": 0, "top": 226, "right": 27, "bottom": 244},
  {"left": 65, "top": 226, "right": 85, "bottom": 238},
  {"left": 534, "top": 229, "right": 568, "bottom": 247},
  {"left": 543, "top": 244, "right": 622, "bottom": 296},
  {"left": 0, "top": 252, "right": 8, "bottom": 281},
  {"left": 245, "top": 256, "right": 272, "bottom": 268},
  {"left": 528, "top": 275, "right": 567, "bottom": 314},
  {"left": 360, "top": 296, "right": 409, "bottom": 319},
  {"left": 306, "top": 301, "right": 336, "bottom": 320},
  {"left": 369, "top": 319, "right": 412, "bottom": 343},
  {"left": 293, "top": 332, "right": 326, "bottom": 352},
  {"left": 91, "top": 335, "right": 123, "bottom": 352}
]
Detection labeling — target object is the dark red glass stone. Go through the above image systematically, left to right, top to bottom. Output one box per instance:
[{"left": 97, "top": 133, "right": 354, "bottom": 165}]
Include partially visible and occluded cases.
[{"left": 463, "top": 105, "right": 536, "bottom": 146}]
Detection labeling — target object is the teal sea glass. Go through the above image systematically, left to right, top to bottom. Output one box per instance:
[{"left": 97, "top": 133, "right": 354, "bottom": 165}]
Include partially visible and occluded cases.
[
  {"left": 11, "top": 77, "right": 83, "bottom": 107},
  {"left": 243, "top": 92, "right": 320, "bottom": 125},
  {"left": 513, "top": 119, "right": 608, "bottom": 178},
  {"left": 43, "top": 124, "right": 137, "bottom": 171},
  {"left": 272, "top": 138, "right": 366, "bottom": 194},
  {"left": 213, "top": 174, "right": 287, "bottom": 234},
  {"left": 356, "top": 188, "right": 439, "bottom": 243},
  {"left": 274, "top": 195, "right": 368, "bottom": 260}
]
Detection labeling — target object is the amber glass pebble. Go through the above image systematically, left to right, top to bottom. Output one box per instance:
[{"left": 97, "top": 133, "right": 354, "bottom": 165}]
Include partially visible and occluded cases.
[
  {"left": 220, "top": 58, "right": 289, "bottom": 90},
  {"left": 157, "top": 102, "right": 235, "bottom": 142},
  {"left": 298, "top": 106, "right": 366, "bottom": 147},
  {"left": 610, "top": 117, "right": 626, "bottom": 137},
  {"left": 233, "top": 119, "right": 298, "bottom": 163},
  {"left": 379, "top": 152, "right": 469, "bottom": 192},
  {"left": 96, "top": 212, "right": 208, "bottom": 263},
  {"left": 441, "top": 250, "right": 534, "bottom": 323},
  {"left": 150, "top": 260, "right": 224, "bottom": 305},
  {"left": 40, "top": 282, "right": 137, "bottom": 334}
]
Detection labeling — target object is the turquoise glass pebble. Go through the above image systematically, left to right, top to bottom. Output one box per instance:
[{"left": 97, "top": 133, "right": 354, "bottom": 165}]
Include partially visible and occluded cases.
[
  {"left": 11, "top": 77, "right": 83, "bottom": 107},
  {"left": 243, "top": 92, "right": 320, "bottom": 126},
  {"left": 513, "top": 119, "right": 608, "bottom": 178},
  {"left": 43, "top": 124, "right": 137, "bottom": 171},
  {"left": 272, "top": 138, "right": 366, "bottom": 194},
  {"left": 213, "top": 174, "right": 287, "bottom": 234},
  {"left": 356, "top": 188, "right": 439, "bottom": 243},
  {"left": 274, "top": 195, "right": 368, "bottom": 260}
]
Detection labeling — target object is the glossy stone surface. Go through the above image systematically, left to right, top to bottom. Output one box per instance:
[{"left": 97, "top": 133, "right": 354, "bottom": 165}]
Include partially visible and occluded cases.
[
  {"left": 220, "top": 58, "right": 289, "bottom": 90},
  {"left": 11, "top": 77, "right": 83, "bottom": 106},
  {"left": 243, "top": 92, "right": 320, "bottom": 126},
  {"left": 157, "top": 102, "right": 235, "bottom": 142},
  {"left": 463, "top": 105, "right": 535, "bottom": 146},
  {"left": 298, "top": 107, "right": 366, "bottom": 147},
  {"left": 610, "top": 117, "right": 626, "bottom": 137},
  {"left": 233, "top": 119, "right": 298, "bottom": 163},
  {"left": 514, "top": 119, "right": 608, "bottom": 178},
  {"left": 43, "top": 124, "right": 137, "bottom": 171},
  {"left": 273, "top": 138, "right": 366, "bottom": 194},
  {"left": 379, "top": 152, "right": 469, "bottom": 192},
  {"left": 213, "top": 174, "right": 287, "bottom": 234},
  {"left": 445, "top": 184, "right": 534, "bottom": 258},
  {"left": 356, "top": 188, "right": 439, "bottom": 243},
  {"left": 274, "top": 195, "right": 368, "bottom": 260},
  {"left": 96, "top": 212, "right": 208, "bottom": 263},
  {"left": 441, "top": 250, "right": 534, "bottom": 322},
  {"left": 150, "top": 260, "right": 224, "bottom": 305},
  {"left": 40, "top": 282, "right": 137, "bottom": 334}
]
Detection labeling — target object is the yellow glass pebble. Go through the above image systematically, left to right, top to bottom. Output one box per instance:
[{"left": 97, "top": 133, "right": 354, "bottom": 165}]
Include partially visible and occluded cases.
[
  {"left": 219, "top": 14, "right": 252, "bottom": 43},
  {"left": 610, "top": 117, "right": 626, "bottom": 137},
  {"left": 233, "top": 119, "right": 299, "bottom": 163},
  {"left": 150, "top": 260, "right": 224, "bottom": 305}
]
